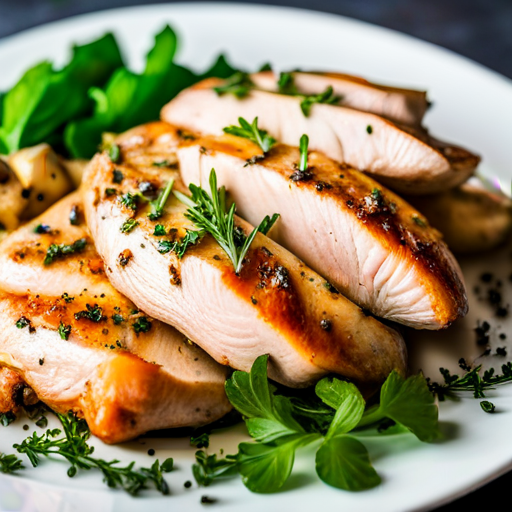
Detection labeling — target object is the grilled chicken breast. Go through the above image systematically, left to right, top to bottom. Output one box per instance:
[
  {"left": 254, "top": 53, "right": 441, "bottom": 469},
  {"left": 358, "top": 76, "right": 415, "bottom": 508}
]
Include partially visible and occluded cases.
[
  {"left": 251, "top": 70, "right": 429, "bottom": 126},
  {"left": 161, "top": 78, "right": 479, "bottom": 194},
  {"left": 82, "top": 132, "right": 407, "bottom": 391},
  {"left": 177, "top": 134, "right": 468, "bottom": 329},
  {"left": 407, "top": 178, "right": 512, "bottom": 254},
  {"left": 0, "top": 192, "right": 231, "bottom": 444},
  {"left": 0, "top": 366, "right": 36, "bottom": 414}
]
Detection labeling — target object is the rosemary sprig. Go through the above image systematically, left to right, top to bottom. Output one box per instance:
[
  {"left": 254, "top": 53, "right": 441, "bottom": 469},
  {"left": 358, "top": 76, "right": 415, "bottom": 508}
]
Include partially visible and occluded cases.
[
  {"left": 213, "top": 72, "right": 254, "bottom": 98},
  {"left": 223, "top": 117, "right": 276, "bottom": 154},
  {"left": 174, "top": 169, "right": 279, "bottom": 273},
  {"left": 148, "top": 180, "right": 174, "bottom": 221},
  {"left": 14, "top": 412, "right": 173, "bottom": 496}
]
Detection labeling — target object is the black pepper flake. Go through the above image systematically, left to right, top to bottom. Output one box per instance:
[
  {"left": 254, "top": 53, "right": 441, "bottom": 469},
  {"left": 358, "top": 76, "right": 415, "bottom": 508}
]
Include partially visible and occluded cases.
[
  {"left": 112, "top": 169, "right": 124, "bottom": 184},
  {"left": 290, "top": 169, "right": 313, "bottom": 182},
  {"left": 21, "top": 188, "right": 31, "bottom": 199},
  {"left": 37, "top": 193, "right": 44, "bottom": 202},
  {"left": 69, "top": 205, "right": 81, "bottom": 226},
  {"left": 34, "top": 224, "right": 52, "bottom": 234},
  {"left": 213, "top": 255, "right": 221, "bottom": 261},
  {"left": 481, "top": 272, "right": 493, "bottom": 283},
  {"left": 251, "top": 296, "right": 258, "bottom": 305},
  {"left": 320, "top": 319, "right": 332, "bottom": 331},
  {"left": 475, "top": 321, "right": 491, "bottom": 346},
  {"left": 499, "top": 333, "right": 507, "bottom": 340},
  {"left": 496, "top": 347, "right": 507, "bottom": 356},
  {"left": 39, "top": 358, "right": 44, "bottom": 366},
  {"left": 23, "top": 424, "right": 29, "bottom": 431},
  {"left": 148, "top": 449, "right": 155, "bottom": 456},
  {"left": 184, "top": 481, "right": 192, "bottom": 489},
  {"left": 201, "top": 496, "right": 217, "bottom": 505}
]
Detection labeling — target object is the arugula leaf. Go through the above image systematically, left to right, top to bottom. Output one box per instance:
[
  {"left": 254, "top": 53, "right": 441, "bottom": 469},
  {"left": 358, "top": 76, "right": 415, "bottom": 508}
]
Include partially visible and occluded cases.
[
  {"left": 0, "top": 33, "right": 123, "bottom": 154},
  {"left": 358, "top": 371, "right": 440, "bottom": 442},
  {"left": 315, "top": 436, "right": 381, "bottom": 491}
]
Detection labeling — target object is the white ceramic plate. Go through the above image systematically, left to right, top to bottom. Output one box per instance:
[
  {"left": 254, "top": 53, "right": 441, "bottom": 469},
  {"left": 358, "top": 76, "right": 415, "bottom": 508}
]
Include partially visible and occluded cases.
[{"left": 1, "top": 4, "right": 512, "bottom": 512}]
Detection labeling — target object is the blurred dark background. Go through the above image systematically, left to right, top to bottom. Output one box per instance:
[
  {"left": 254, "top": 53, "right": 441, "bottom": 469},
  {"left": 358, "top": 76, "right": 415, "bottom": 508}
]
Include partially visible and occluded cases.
[
  {"left": 1, "top": 0, "right": 511, "bottom": 510},
  {"left": 1, "top": 0, "right": 512, "bottom": 79}
]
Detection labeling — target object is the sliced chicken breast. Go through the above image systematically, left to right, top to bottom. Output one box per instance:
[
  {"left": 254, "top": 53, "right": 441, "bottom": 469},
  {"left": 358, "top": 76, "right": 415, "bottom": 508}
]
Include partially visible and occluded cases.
[
  {"left": 251, "top": 70, "right": 429, "bottom": 126},
  {"left": 161, "top": 78, "right": 479, "bottom": 195},
  {"left": 177, "top": 134, "right": 468, "bottom": 329},
  {"left": 82, "top": 137, "right": 407, "bottom": 392},
  {"left": 407, "top": 178, "right": 512, "bottom": 254},
  {"left": 0, "top": 193, "right": 231, "bottom": 444},
  {"left": 0, "top": 366, "right": 35, "bottom": 414}
]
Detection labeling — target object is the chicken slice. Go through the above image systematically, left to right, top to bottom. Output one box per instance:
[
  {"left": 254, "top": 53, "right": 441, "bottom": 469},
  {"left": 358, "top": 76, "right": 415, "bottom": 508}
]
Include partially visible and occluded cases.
[
  {"left": 251, "top": 70, "right": 429, "bottom": 126},
  {"left": 161, "top": 78, "right": 479, "bottom": 195},
  {"left": 177, "top": 134, "right": 468, "bottom": 329},
  {"left": 82, "top": 138, "right": 407, "bottom": 392},
  {"left": 0, "top": 192, "right": 231, "bottom": 444}
]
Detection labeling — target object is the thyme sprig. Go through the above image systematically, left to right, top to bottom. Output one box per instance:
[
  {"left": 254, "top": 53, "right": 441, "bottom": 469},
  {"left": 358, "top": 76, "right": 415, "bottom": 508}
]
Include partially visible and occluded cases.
[
  {"left": 213, "top": 72, "right": 254, "bottom": 98},
  {"left": 223, "top": 117, "right": 276, "bottom": 154},
  {"left": 174, "top": 169, "right": 279, "bottom": 273},
  {"left": 428, "top": 359, "right": 512, "bottom": 401},
  {"left": 14, "top": 412, "right": 173, "bottom": 495}
]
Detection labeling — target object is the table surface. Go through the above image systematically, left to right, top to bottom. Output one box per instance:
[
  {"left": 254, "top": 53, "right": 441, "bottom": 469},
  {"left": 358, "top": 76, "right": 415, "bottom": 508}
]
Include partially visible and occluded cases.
[{"left": 0, "top": 1, "right": 511, "bottom": 510}]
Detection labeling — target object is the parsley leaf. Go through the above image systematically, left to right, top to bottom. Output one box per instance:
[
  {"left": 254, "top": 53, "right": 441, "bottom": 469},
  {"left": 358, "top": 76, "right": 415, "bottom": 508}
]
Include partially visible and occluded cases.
[{"left": 223, "top": 117, "right": 276, "bottom": 154}]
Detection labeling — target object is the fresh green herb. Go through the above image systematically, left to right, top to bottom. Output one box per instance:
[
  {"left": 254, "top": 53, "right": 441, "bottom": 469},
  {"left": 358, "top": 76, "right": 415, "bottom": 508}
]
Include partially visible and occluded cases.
[
  {"left": 0, "top": 33, "right": 123, "bottom": 154},
  {"left": 258, "top": 63, "right": 272, "bottom": 72},
  {"left": 213, "top": 72, "right": 254, "bottom": 98},
  {"left": 277, "top": 72, "right": 297, "bottom": 95},
  {"left": 299, "top": 86, "right": 341, "bottom": 117},
  {"left": 223, "top": 117, "right": 276, "bottom": 154},
  {"left": 366, "top": 125, "right": 373, "bottom": 134},
  {"left": 299, "top": 134, "right": 309, "bottom": 172},
  {"left": 108, "top": 144, "right": 121, "bottom": 163},
  {"left": 152, "top": 160, "right": 170, "bottom": 167},
  {"left": 112, "top": 169, "right": 124, "bottom": 183},
  {"left": 174, "top": 169, "right": 279, "bottom": 273},
  {"left": 148, "top": 180, "right": 174, "bottom": 221},
  {"left": 105, "top": 188, "right": 117, "bottom": 197},
  {"left": 119, "top": 192, "right": 141, "bottom": 211},
  {"left": 412, "top": 214, "right": 427, "bottom": 227},
  {"left": 120, "top": 218, "right": 139, "bottom": 233},
  {"left": 34, "top": 224, "right": 51, "bottom": 234},
  {"left": 153, "top": 225, "right": 166, "bottom": 236},
  {"left": 157, "top": 229, "right": 203, "bottom": 258},
  {"left": 44, "top": 238, "right": 87, "bottom": 265},
  {"left": 61, "top": 293, "right": 74, "bottom": 303},
  {"left": 74, "top": 304, "right": 105, "bottom": 323},
  {"left": 112, "top": 314, "right": 124, "bottom": 325},
  {"left": 16, "top": 316, "right": 31, "bottom": 329},
  {"left": 132, "top": 317, "right": 152, "bottom": 334},
  {"left": 58, "top": 322, "right": 72, "bottom": 341},
  {"left": 198, "top": 356, "right": 439, "bottom": 494},
  {"left": 429, "top": 359, "right": 512, "bottom": 401},
  {"left": 480, "top": 401, "right": 495, "bottom": 413},
  {"left": 0, "top": 412, "right": 16, "bottom": 427},
  {"left": 14, "top": 412, "right": 173, "bottom": 495},
  {"left": 191, "top": 433, "right": 210, "bottom": 449},
  {"left": 0, "top": 452, "right": 24, "bottom": 474}
]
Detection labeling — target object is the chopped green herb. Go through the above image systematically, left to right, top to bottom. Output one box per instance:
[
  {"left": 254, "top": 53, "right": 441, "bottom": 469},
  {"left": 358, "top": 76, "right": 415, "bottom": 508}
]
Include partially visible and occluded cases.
[
  {"left": 258, "top": 63, "right": 272, "bottom": 72},
  {"left": 213, "top": 72, "right": 254, "bottom": 98},
  {"left": 277, "top": 72, "right": 297, "bottom": 95},
  {"left": 300, "top": 86, "right": 341, "bottom": 117},
  {"left": 366, "top": 125, "right": 373, "bottom": 134},
  {"left": 299, "top": 134, "right": 309, "bottom": 172},
  {"left": 108, "top": 144, "right": 121, "bottom": 163},
  {"left": 152, "top": 160, "right": 170, "bottom": 167},
  {"left": 112, "top": 169, "right": 124, "bottom": 184},
  {"left": 174, "top": 169, "right": 279, "bottom": 273},
  {"left": 148, "top": 180, "right": 174, "bottom": 221},
  {"left": 105, "top": 188, "right": 117, "bottom": 197},
  {"left": 119, "top": 192, "right": 141, "bottom": 211},
  {"left": 69, "top": 205, "right": 80, "bottom": 226},
  {"left": 412, "top": 214, "right": 427, "bottom": 227},
  {"left": 120, "top": 218, "right": 139, "bottom": 233},
  {"left": 34, "top": 224, "right": 51, "bottom": 234},
  {"left": 153, "top": 224, "right": 166, "bottom": 236},
  {"left": 157, "top": 229, "right": 203, "bottom": 258},
  {"left": 44, "top": 238, "right": 87, "bottom": 266},
  {"left": 61, "top": 293, "right": 74, "bottom": 303},
  {"left": 74, "top": 304, "right": 105, "bottom": 323},
  {"left": 112, "top": 314, "right": 124, "bottom": 325},
  {"left": 16, "top": 316, "right": 31, "bottom": 329},
  {"left": 132, "top": 316, "right": 152, "bottom": 334},
  {"left": 58, "top": 322, "right": 72, "bottom": 341},
  {"left": 480, "top": 401, "right": 495, "bottom": 413},
  {"left": 0, "top": 412, "right": 16, "bottom": 427},
  {"left": 191, "top": 433, "right": 210, "bottom": 449},
  {"left": 192, "top": 450, "right": 237, "bottom": 487},
  {"left": 0, "top": 452, "right": 24, "bottom": 474}
]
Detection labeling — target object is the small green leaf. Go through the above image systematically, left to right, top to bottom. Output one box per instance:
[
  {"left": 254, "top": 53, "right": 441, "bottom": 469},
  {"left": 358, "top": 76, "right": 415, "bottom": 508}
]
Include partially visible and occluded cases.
[{"left": 315, "top": 435, "right": 381, "bottom": 491}]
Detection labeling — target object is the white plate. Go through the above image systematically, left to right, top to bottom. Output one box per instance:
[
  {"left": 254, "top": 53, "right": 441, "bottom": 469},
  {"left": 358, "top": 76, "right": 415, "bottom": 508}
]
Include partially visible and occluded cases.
[{"left": 1, "top": 4, "right": 512, "bottom": 512}]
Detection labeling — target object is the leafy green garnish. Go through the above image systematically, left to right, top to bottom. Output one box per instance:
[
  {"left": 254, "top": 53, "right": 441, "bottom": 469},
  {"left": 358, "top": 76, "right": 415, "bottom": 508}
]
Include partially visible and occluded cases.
[
  {"left": 0, "top": 34, "right": 123, "bottom": 154},
  {"left": 213, "top": 71, "right": 254, "bottom": 98},
  {"left": 277, "top": 72, "right": 297, "bottom": 95},
  {"left": 299, "top": 86, "right": 341, "bottom": 117},
  {"left": 223, "top": 117, "right": 276, "bottom": 154},
  {"left": 299, "top": 134, "right": 309, "bottom": 171},
  {"left": 174, "top": 169, "right": 279, "bottom": 273},
  {"left": 148, "top": 179, "right": 174, "bottom": 220},
  {"left": 120, "top": 218, "right": 139, "bottom": 233},
  {"left": 157, "top": 229, "right": 203, "bottom": 258},
  {"left": 44, "top": 238, "right": 87, "bottom": 265},
  {"left": 74, "top": 304, "right": 105, "bottom": 323},
  {"left": 132, "top": 316, "right": 152, "bottom": 334},
  {"left": 58, "top": 322, "right": 72, "bottom": 341},
  {"left": 14, "top": 412, "right": 173, "bottom": 495},
  {"left": 0, "top": 452, "right": 24, "bottom": 474}
]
